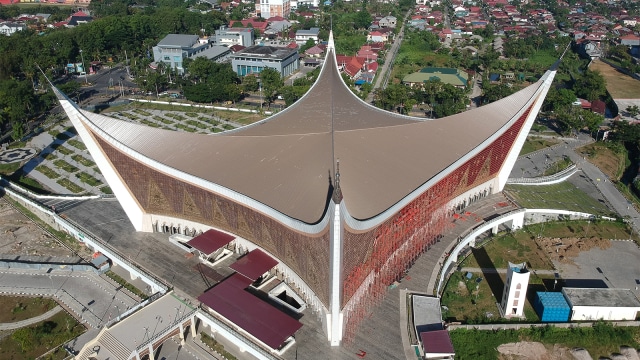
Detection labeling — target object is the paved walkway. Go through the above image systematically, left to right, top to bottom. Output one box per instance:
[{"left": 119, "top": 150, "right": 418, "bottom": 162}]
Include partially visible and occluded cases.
[
  {"left": 460, "top": 267, "right": 557, "bottom": 275},
  {"left": 0, "top": 305, "right": 63, "bottom": 330}
]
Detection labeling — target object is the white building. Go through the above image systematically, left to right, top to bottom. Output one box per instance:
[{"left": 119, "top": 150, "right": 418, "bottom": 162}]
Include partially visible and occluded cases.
[
  {"left": 258, "top": 0, "right": 291, "bottom": 20},
  {"left": 0, "top": 22, "right": 26, "bottom": 36},
  {"left": 295, "top": 27, "right": 320, "bottom": 45},
  {"left": 500, "top": 262, "right": 530, "bottom": 318},
  {"left": 562, "top": 288, "right": 640, "bottom": 321}
]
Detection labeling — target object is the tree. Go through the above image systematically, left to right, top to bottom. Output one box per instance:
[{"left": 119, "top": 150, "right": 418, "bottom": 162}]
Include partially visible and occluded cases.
[
  {"left": 259, "top": 68, "right": 283, "bottom": 105},
  {"left": 573, "top": 70, "right": 607, "bottom": 101},
  {"left": 242, "top": 75, "right": 259, "bottom": 93},
  {"left": 482, "top": 84, "right": 515, "bottom": 104},
  {"left": 626, "top": 105, "right": 640, "bottom": 118}
]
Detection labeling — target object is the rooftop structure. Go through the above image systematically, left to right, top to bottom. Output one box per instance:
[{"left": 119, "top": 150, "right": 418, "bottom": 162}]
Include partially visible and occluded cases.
[
  {"left": 53, "top": 31, "right": 556, "bottom": 347},
  {"left": 152, "top": 34, "right": 224, "bottom": 74},
  {"left": 231, "top": 44, "right": 299, "bottom": 76},
  {"left": 562, "top": 288, "right": 640, "bottom": 308}
]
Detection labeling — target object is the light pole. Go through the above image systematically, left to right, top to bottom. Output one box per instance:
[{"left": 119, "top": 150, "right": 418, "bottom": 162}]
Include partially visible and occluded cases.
[{"left": 79, "top": 49, "right": 88, "bottom": 84}]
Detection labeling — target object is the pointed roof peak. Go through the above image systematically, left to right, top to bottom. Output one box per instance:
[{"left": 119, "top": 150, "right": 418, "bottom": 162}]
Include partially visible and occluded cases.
[{"left": 328, "top": 30, "right": 335, "bottom": 51}]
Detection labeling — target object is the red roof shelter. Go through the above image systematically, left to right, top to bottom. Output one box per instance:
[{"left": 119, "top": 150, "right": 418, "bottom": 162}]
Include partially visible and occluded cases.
[
  {"left": 187, "top": 229, "right": 235, "bottom": 257},
  {"left": 230, "top": 249, "right": 278, "bottom": 281},
  {"left": 198, "top": 273, "right": 302, "bottom": 349},
  {"left": 420, "top": 330, "right": 455, "bottom": 357}
]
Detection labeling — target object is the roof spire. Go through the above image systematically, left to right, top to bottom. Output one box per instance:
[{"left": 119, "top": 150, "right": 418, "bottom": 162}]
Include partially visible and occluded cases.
[
  {"left": 328, "top": 16, "right": 335, "bottom": 51},
  {"left": 332, "top": 158, "right": 342, "bottom": 203}
]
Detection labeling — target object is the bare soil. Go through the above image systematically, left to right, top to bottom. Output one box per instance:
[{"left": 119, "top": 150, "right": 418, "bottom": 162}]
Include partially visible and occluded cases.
[
  {"left": 0, "top": 200, "right": 87, "bottom": 258},
  {"left": 536, "top": 237, "right": 611, "bottom": 267},
  {"left": 497, "top": 342, "right": 573, "bottom": 360}
]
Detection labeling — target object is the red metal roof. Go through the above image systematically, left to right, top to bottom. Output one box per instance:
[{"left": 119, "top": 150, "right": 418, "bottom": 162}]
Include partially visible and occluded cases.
[
  {"left": 186, "top": 229, "right": 235, "bottom": 256},
  {"left": 230, "top": 249, "right": 278, "bottom": 281},
  {"left": 198, "top": 273, "right": 302, "bottom": 349},
  {"left": 420, "top": 330, "right": 455, "bottom": 355}
]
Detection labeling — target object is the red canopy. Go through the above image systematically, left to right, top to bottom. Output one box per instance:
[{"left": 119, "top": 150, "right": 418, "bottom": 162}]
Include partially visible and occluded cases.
[
  {"left": 187, "top": 229, "right": 235, "bottom": 256},
  {"left": 230, "top": 249, "right": 278, "bottom": 281},
  {"left": 198, "top": 274, "right": 302, "bottom": 349}
]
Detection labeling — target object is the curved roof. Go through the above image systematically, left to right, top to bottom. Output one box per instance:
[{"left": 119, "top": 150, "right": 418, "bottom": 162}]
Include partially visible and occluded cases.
[{"left": 62, "top": 37, "right": 551, "bottom": 225}]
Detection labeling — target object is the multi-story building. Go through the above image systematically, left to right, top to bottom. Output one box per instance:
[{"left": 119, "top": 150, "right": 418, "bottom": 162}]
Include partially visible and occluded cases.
[
  {"left": 258, "top": 0, "right": 291, "bottom": 19},
  {"left": 214, "top": 25, "right": 255, "bottom": 47},
  {"left": 295, "top": 27, "right": 320, "bottom": 45},
  {"left": 152, "top": 34, "right": 230, "bottom": 74},
  {"left": 231, "top": 45, "right": 299, "bottom": 77}
]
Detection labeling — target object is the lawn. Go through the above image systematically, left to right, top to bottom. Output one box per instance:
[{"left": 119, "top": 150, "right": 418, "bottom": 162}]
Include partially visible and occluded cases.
[
  {"left": 590, "top": 60, "right": 640, "bottom": 99},
  {"left": 520, "top": 136, "right": 560, "bottom": 156},
  {"left": 67, "top": 139, "right": 86, "bottom": 151},
  {"left": 576, "top": 142, "right": 626, "bottom": 181},
  {"left": 55, "top": 145, "right": 73, "bottom": 156},
  {"left": 71, "top": 154, "right": 95, "bottom": 167},
  {"left": 52, "top": 159, "right": 78, "bottom": 173},
  {"left": 0, "top": 162, "right": 21, "bottom": 175},
  {"left": 36, "top": 165, "right": 60, "bottom": 179},
  {"left": 75, "top": 172, "right": 101, "bottom": 186},
  {"left": 56, "top": 178, "right": 84, "bottom": 193},
  {"left": 504, "top": 182, "right": 612, "bottom": 216},
  {"left": 100, "top": 185, "right": 113, "bottom": 194},
  {"left": 461, "top": 220, "right": 637, "bottom": 271},
  {"left": 441, "top": 270, "right": 541, "bottom": 324},
  {"left": 0, "top": 296, "right": 58, "bottom": 323},
  {"left": 0, "top": 310, "right": 85, "bottom": 360},
  {"left": 450, "top": 322, "right": 640, "bottom": 360}
]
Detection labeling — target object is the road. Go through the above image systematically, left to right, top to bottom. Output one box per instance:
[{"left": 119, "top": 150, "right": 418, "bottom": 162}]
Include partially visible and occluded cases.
[{"left": 365, "top": 9, "right": 413, "bottom": 104}]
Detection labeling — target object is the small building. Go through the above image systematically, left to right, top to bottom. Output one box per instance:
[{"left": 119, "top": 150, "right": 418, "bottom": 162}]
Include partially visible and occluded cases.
[
  {"left": 378, "top": 15, "right": 397, "bottom": 28},
  {"left": 214, "top": 25, "right": 255, "bottom": 47},
  {"left": 295, "top": 27, "right": 320, "bottom": 45},
  {"left": 231, "top": 45, "right": 299, "bottom": 77},
  {"left": 500, "top": 261, "right": 530, "bottom": 318},
  {"left": 562, "top": 288, "right": 640, "bottom": 321},
  {"left": 533, "top": 292, "right": 570, "bottom": 322},
  {"left": 412, "top": 295, "right": 455, "bottom": 359}
]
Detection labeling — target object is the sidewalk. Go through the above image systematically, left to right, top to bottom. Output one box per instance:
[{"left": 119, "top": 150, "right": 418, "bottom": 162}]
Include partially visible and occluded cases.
[
  {"left": 460, "top": 267, "right": 556, "bottom": 275},
  {"left": 0, "top": 305, "right": 63, "bottom": 330}
]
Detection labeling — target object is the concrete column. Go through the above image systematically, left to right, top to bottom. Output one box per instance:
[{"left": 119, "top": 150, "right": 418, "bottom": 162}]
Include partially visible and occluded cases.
[
  {"left": 510, "top": 213, "right": 524, "bottom": 230},
  {"left": 492, "top": 225, "right": 500, "bottom": 235},
  {"left": 468, "top": 236, "right": 476, "bottom": 247},
  {"left": 130, "top": 273, "right": 139, "bottom": 281},
  {"left": 190, "top": 316, "right": 197, "bottom": 337},
  {"left": 179, "top": 323, "right": 185, "bottom": 345},
  {"left": 148, "top": 344, "right": 154, "bottom": 360},
  {"left": 134, "top": 352, "right": 141, "bottom": 360}
]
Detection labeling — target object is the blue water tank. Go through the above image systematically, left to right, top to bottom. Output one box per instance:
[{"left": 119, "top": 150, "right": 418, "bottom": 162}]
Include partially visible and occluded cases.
[
  {"left": 533, "top": 291, "right": 571, "bottom": 322},
  {"left": 534, "top": 292, "right": 570, "bottom": 322}
]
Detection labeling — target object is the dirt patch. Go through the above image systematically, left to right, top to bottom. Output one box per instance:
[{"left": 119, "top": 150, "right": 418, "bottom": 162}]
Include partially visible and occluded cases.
[
  {"left": 590, "top": 60, "right": 640, "bottom": 99},
  {"left": 576, "top": 143, "right": 624, "bottom": 181},
  {"left": 0, "top": 200, "right": 88, "bottom": 258},
  {"left": 536, "top": 237, "right": 611, "bottom": 267},
  {"left": 457, "top": 280, "right": 469, "bottom": 296},
  {"left": 497, "top": 341, "right": 573, "bottom": 360}
]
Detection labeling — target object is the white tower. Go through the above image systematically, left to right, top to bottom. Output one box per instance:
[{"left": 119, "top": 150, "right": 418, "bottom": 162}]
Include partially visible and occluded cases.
[{"left": 500, "top": 261, "right": 530, "bottom": 318}]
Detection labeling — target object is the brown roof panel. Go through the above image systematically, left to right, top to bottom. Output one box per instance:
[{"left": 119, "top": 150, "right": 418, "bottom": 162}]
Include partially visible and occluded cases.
[
  {"left": 186, "top": 229, "right": 235, "bottom": 256},
  {"left": 230, "top": 249, "right": 278, "bottom": 281},
  {"left": 198, "top": 273, "right": 302, "bottom": 349}
]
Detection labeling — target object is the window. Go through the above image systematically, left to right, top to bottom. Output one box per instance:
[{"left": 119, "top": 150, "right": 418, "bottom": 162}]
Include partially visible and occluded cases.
[
  {"left": 164, "top": 56, "right": 170, "bottom": 61},
  {"left": 516, "top": 283, "right": 522, "bottom": 290},
  {"left": 515, "top": 291, "right": 520, "bottom": 298},
  {"left": 513, "top": 300, "right": 519, "bottom": 306},
  {"left": 512, "top": 308, "right": 517, "bottom": 315}
]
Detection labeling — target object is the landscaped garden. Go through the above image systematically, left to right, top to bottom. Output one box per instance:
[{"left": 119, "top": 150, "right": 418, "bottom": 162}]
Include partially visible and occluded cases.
[{"left": 505, "top": 182, "right": 612, "bottom": 216}]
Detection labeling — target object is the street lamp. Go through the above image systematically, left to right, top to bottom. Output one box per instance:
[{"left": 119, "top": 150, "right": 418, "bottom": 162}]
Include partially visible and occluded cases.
[{"left": 79, "top": 49, "right": 88, "bottom": 84}]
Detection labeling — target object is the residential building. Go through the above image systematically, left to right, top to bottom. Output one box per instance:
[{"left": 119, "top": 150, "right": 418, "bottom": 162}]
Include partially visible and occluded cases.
[
  {"left": 258, "top": 0, "right": 291, "bottom": 20},
  {"left": 378, "top": 15, "right": 397, "bottom": 28},
  {"left": 0, "top": 22, "right": 26, "bottom": 36},
  {"left": 214, "top": 25, "right": 255, "bottom": 47},
  {"left": 295, "top": 27, "right": 320, "bottom": 45},
  {"left": 153, "top": 34, "right": 229, "bottom": 75},
  {"left": 231, "top": 45, "right": 299, "bottom": 76}
]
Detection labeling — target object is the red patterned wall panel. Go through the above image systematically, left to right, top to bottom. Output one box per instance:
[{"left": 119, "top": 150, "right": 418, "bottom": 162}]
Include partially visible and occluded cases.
[
  {"left": 341, "top": 104, "right": 533, "bottom": 340},
  {"left": 94, "top": 136, "right": 332, "bottom": 306}
]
